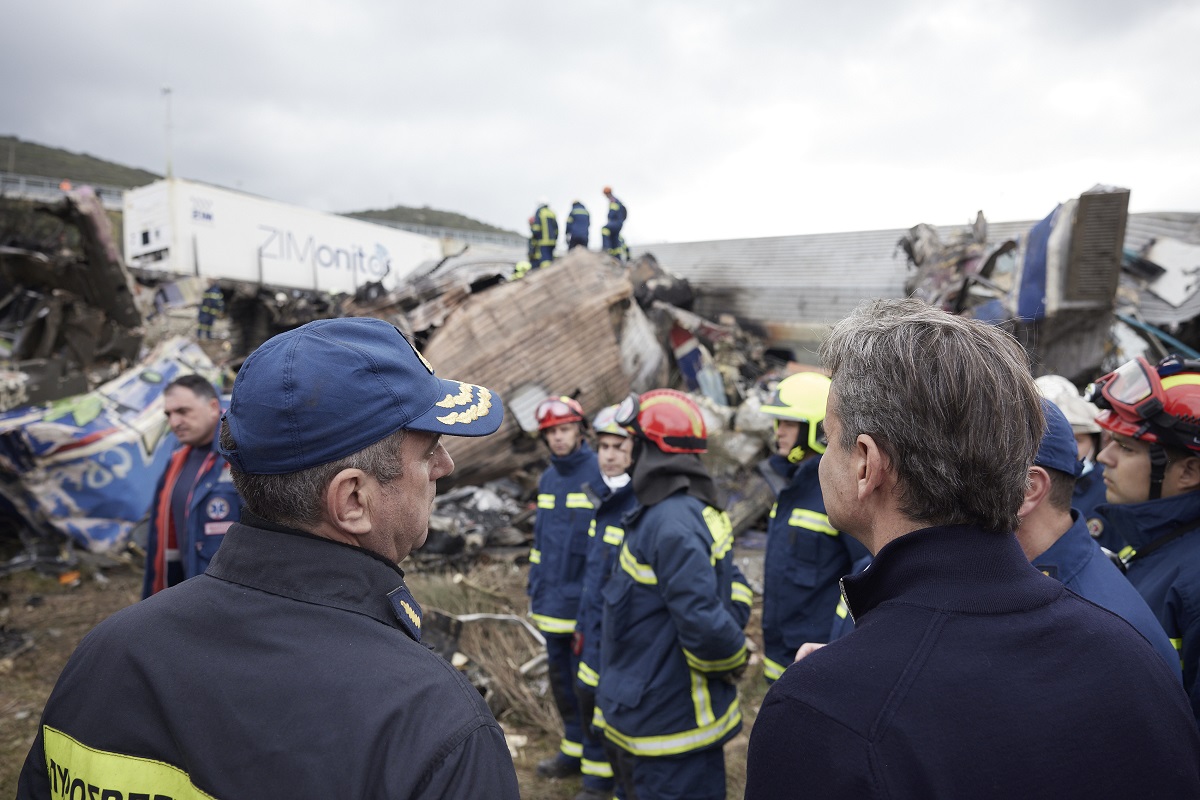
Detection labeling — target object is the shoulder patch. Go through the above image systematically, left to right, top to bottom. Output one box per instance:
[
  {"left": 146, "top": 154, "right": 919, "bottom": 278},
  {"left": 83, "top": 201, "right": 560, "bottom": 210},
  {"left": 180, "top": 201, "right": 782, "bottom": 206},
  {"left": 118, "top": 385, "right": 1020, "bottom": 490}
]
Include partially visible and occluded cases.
[
  {"left": 206, "top": 497, "right": 230, "bottom": 520},
  {"left": 1086, "top": 517, "right": 1104, "bottom": 538},
  {"left": 388, "top": 584, "right": 423, "bottom": 642}
]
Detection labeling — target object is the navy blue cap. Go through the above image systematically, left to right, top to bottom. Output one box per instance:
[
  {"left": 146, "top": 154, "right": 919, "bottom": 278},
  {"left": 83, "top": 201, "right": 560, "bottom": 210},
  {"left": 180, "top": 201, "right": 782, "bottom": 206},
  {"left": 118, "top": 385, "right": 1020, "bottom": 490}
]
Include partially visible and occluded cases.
[
  {"left": 219, "top": 317, "right": 503, "bottom": 475},
  {"left": 1035, "top": 398, "right": 1082, "bottom": 478}
]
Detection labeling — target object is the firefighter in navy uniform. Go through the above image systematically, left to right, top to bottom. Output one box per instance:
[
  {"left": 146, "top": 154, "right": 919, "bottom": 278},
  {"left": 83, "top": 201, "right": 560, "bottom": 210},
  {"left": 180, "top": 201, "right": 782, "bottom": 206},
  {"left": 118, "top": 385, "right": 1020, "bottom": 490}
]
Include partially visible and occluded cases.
[
  {"left": 601, "top": 187, "right": 626, "bottom": 259},
  {"left": 530, "top": 199, "right": 559, "bottom": 270},
  {"left": 567, "top": 200, "right": 591, "bottom": 250},
  {"left": 196, "top": 281, "right": 224, "bottom": 339},
  {"left": 18, "top": 317, "right": 518, "bottom": 799},
  {"left": 1090, "top": 354, "right": 1200, "bottom": 725},
  {"left": 759, "top": 372, "right": 867, "bottom": 682},
  {"left": 597, "top": 390, "right": 748, "bottom": 800},
  {"left": 530, "top": 396, "right": 606, "bottom": 783},
  {"left": 573, "top": 405, "right": 637, "bottom": 800}
]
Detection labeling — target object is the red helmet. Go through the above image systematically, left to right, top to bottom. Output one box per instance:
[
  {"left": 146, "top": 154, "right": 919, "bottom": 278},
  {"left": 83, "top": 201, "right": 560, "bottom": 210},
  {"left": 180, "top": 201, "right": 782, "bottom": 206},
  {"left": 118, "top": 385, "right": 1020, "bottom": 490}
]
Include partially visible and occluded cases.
[
  {"left": 1090, "top": 355, "right": 1200, "bottom": 453},
  {"left": 615, "top": 390, "right": 706, "bottom": 454},
  {"left": 535, "top": 396, "right": 584, "bottom": 432}
]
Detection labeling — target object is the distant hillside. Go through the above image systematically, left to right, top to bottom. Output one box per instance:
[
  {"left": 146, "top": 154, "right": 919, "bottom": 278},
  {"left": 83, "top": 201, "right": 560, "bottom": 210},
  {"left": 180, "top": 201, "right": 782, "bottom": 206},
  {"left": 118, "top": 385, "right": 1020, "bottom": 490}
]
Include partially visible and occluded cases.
[
  {"left": 0, "top": 135, "right": 160, "bottom": 188},
  {"left": 2, "top": 135, "right": 516, "bottom": 237},
  {"left": 348, "top": 206, "right": 517, "bottom": 236}
]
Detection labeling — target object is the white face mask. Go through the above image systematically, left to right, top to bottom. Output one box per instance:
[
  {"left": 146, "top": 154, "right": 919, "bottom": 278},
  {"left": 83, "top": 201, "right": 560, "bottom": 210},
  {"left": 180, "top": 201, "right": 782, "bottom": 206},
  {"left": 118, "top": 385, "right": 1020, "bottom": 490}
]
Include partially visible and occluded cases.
[{"left": 603, "top": 472, "right": 631, "bottom": 491}]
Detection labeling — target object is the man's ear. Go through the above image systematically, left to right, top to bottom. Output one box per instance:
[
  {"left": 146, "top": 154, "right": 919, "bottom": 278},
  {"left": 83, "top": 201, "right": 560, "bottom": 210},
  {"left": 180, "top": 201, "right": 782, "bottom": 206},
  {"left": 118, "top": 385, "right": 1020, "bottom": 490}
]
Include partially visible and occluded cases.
[
  {"left": 857, "top": 434, "right": 889, "bottom": 499},
  {"left": 1173, "top": 455, "right": 1200, "bottom": 493},
  {"left": 1018, "top": 467, "right": 1051, "bottom": 520},
  {"left": 323, "top": 468, "right": 373, "bottom": 537}
]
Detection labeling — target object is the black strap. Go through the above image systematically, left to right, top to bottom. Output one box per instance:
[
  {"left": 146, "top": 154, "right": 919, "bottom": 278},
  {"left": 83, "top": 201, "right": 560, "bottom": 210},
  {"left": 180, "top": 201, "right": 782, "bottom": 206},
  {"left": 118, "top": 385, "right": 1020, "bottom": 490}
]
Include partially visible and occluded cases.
[{"left": 1123, "top": 518, "right": 1200, "bottom": 566}]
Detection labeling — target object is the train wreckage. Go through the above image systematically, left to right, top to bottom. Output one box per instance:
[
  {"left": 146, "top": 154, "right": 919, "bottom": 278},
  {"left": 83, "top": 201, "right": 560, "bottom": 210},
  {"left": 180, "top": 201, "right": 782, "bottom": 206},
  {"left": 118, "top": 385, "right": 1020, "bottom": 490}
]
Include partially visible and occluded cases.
[{"left": 2, "top": 182, "right": 1199, "bottom": 573}]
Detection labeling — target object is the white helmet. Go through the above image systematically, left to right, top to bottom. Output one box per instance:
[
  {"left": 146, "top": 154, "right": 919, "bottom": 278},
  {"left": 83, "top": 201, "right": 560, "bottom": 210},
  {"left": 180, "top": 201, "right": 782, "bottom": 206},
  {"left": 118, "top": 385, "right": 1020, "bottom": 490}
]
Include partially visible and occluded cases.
[{"left": 1036, "top": 374, "right": 1101, "bottom": 435}]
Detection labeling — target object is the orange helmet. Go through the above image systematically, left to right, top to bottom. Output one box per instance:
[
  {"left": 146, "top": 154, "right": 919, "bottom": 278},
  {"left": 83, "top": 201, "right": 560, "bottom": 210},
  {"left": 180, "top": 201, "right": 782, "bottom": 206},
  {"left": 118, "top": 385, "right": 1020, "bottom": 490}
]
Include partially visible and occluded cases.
[
  {"left": 603, "top": 185, "right": 613, "bottom": 195},
  {"left": 1089, "top": 355, "right": 1200, "bottom": 498},
  {"left": 614, "top": 390, "right": 706, "bottom": 454},
  {"left": 535, "top": 396, "right": 584, "bottom": 432}
]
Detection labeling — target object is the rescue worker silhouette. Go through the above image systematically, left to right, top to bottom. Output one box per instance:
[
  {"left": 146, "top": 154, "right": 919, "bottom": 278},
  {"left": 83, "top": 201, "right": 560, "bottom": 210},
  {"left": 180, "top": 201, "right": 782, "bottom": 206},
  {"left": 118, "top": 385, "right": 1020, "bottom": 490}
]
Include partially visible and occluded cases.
[
  {"left": 601, "top": 187, "right": 626, "bottom": 260},
  {"left": 530, "top": 199, "right": 558, "bottom": 270},
  {"left": 567, "top": 200, "right": 590, "bottom": 250},
  {"left": 197, "top": 281, "right": 225, "bottom": 339},
  {"left": 1090, "top": 354, "right": 1200, "bottom": 725},
  {"left": 758, "top": 372, "right": 867, "bottom": 682},
  {"left": 597, "top": 390, "right": 750, "bottom": 800},
  {"left": 529, "top": 396, "right": 605, "bottom": 786},
  {"left": 572, "top": 405, "right": 635, "bottom": 800}
]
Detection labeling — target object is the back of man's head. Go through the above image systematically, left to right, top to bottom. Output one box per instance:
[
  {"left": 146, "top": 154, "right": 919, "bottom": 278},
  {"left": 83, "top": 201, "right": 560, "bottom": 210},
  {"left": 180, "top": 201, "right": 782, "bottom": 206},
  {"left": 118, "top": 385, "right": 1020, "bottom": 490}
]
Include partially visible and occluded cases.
[{"left": 820, "top": 298, "right": 1044, "bottom": 533}]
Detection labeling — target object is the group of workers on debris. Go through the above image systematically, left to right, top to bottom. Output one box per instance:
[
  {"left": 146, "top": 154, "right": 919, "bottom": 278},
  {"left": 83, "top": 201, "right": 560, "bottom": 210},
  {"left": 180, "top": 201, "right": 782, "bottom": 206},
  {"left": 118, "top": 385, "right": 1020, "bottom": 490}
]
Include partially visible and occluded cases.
[
  {"left": 516, "top": 187, "right": 627, "bottom": 279},
  {"left": 17, "top": 297, "right": 1200, "bottom": 799}
]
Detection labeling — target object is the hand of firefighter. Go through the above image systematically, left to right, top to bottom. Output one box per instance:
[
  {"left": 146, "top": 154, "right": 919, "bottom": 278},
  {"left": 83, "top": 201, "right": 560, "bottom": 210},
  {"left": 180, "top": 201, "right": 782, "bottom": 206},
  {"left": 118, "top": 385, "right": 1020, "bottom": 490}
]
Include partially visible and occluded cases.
[
  {"left": 572, "top": 630, "right": 584, "bottom": 656},
  {"left": 795, "top": 642, "right": 827, "bottom": 661},
  {"left": 721, "top": 663, "right": 748, "bottom": 684}
]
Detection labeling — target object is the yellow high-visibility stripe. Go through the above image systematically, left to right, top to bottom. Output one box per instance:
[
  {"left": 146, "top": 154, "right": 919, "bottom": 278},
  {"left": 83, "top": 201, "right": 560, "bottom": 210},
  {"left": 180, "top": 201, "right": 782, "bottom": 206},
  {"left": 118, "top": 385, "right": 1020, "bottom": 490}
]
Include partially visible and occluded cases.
[
  {"left": 566, "top": 492, "right": 594, "bottom": 510},
  {"left": 538, "top": 494, "right": 555, "bottom": 509},
  {"left": 769, "top": 502, "right": 777, "bottom": 519},
  {"left": 703, "top": 507, "right": 734, "bottom": 563},
  {"left": 790, "top": 508, "right": 837, "bottom": 536},
  {"left": 588, "top": 520, "right": 597, "bottom": 538},
  {"left": 603, "top": 525, "right": 625, "bottom": 546},
  {"left": 620, "top": 544, "right": 658, "bottom": 584},
  {"left": 1119, "top": 545, "right": 1136, "bottom": 561},
  {"left": 529, "top": 548, "right": 542, "bottom": 564},
  {"left": 731, "top": 581, "right": 753, "bottom": 606},
  {"left": 835, "top": 596, "right": 849, "bottom": 619},
  {"left": 531, "top": 614, "right": 576, "bottom": 634},
  {"left": 1172, "top": 637, "right": 1184, "bottom": 669},
  {"left": 682, "top": 643, "right": 748, "bottom": 673},
  {"left": 763, "top": 656, "right": 787, "bottom": 681},
  {"left": 578, "top": 661, "right": 600, "bottom": 687},
  {"left": 690, "top": 669, "right": 715, "bottom": 727},
  {"left": 604, "top": 698, "right": 742, "bottom": 757},
  {"left": 593, "top": 706, "right": 607, "bottom": 730},
  {"left": 41, "top": 727, "right": 217, "bottom": 800},
  {"left": 560, "top": 738, "right": 583, "bottom": 758},
  {"left": 581, "top": 758, "right": 614, "bottom": 778}
]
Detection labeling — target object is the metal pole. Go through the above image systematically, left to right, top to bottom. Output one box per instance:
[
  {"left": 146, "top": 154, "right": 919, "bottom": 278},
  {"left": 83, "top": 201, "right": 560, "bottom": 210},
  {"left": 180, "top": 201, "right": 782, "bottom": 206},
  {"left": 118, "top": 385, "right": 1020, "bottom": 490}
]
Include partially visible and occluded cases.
[{"left": 162, "top": 86, "right": 173, "bottom": 179}]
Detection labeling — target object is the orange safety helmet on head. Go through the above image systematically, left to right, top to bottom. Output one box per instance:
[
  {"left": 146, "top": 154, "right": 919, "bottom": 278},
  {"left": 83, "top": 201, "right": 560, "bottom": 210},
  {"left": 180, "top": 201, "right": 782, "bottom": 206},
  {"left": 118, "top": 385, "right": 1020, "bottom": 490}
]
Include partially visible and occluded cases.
[
  {"left": 603, "top": 186, "right": 612, "bottom": 195},
  {"left": 1088, "top": 354, "right": 1200, "bottom": 499},
  {"left": 614, "top": 390, "right": 706, "bottom": 454},
  {"left": 535, "top": 396, "right": 584, "bottom": 432}
]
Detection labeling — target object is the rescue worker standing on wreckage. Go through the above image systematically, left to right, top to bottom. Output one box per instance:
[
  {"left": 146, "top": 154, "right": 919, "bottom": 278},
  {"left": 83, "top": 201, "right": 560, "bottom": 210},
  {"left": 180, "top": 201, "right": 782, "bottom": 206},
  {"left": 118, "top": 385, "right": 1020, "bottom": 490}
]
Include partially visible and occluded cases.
[
  {"left": 601, "top": 187, "right": 626, "bottom": 260},
  {"left": 530, "top": 198, "right": 558, "bottom": 270},
  {"left": 567, "top": 200, "right": 590, "bottom": 250},
  {"left": 1090, "top": 354, "right": 1200, "bottom": 725},
  {"left": 758, "top": 372, "right": 867, "bottom": 681},
  {"left": 143, "top": 374, "right": 242, "bottom": 598},
  {"left": 597, "top": 390, "right": 749, "bottom": 800},
  {"left": 529, "top": 395, "right": 605, "bottom": 784},
  {"left": 573, "top": 405, "right": 638, "bottom": 799}
]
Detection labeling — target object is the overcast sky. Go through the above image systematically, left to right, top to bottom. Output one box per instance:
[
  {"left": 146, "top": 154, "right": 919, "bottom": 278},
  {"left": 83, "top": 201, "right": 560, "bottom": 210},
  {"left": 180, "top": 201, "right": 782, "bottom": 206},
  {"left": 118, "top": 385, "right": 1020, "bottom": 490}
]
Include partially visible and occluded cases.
[{"left": 4, "top": 1, "right": 1198, "bottom": 243}]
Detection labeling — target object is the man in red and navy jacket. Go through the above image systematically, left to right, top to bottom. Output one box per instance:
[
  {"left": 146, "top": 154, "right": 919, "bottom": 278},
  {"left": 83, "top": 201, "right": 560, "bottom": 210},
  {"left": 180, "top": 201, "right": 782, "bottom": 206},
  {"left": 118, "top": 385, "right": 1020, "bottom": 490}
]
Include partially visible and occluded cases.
[{"left": 143, "top": 374, "right": 242, "bottom": 598}]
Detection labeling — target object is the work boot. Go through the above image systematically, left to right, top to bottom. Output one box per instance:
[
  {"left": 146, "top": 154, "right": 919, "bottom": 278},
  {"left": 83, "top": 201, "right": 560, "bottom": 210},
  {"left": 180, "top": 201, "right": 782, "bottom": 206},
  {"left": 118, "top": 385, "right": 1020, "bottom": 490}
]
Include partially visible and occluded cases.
[
  {"left": 536, "top": 755, "right": 581, "bottom": 779},
  {"left": 574, "top": 788, "right": 613, "bottom": 800}
]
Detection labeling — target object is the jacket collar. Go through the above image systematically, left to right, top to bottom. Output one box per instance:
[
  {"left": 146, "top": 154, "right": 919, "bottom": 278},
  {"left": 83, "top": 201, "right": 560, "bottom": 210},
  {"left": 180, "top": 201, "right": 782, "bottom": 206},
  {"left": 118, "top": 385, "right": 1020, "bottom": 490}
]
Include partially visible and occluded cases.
[
  {"left": 551, "top": 441, "right": 595, "bottom": 475},
  {"left": 1098, "top": 490, "right": 1200, "bottom": 550},
  {"left": 1031, "top": 511, "right": 1094, "bottom": 584},
  {"left": 842, "top": 524, "right": 1061, "bottom": 623}
]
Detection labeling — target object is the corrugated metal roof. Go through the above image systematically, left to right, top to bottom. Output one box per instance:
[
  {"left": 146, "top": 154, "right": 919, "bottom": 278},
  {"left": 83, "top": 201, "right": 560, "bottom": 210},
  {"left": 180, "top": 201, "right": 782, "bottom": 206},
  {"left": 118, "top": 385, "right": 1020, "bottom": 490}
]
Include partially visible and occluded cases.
[{"left": 630, "top": 212, "right": 1200, "bottom": 327}]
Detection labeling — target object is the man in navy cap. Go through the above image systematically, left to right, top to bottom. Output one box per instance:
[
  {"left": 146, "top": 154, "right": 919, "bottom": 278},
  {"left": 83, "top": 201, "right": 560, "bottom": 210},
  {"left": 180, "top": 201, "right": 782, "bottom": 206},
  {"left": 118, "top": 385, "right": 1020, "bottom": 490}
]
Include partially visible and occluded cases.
[
  {"left": 19, "top": 318, "right": 519, "bottom": 800},
  {"left": 1016, "top": 399, "right": 1181, "bottom": 676}
]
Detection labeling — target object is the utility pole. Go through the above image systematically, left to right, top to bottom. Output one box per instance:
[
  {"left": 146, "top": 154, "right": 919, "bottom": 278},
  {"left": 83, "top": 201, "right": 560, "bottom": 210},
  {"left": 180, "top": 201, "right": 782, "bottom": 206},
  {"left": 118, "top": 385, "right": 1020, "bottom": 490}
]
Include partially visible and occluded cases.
[{"left": 162, "top": 86, "right": 173, "bottom": 179}]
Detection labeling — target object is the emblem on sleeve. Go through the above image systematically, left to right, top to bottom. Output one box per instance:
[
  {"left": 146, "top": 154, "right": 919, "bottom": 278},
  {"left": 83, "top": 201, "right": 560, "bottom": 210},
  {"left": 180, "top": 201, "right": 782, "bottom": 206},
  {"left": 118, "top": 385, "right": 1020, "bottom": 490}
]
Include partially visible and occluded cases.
[{"left": 207, "top": 498, "right": 230, "bottom": 520}]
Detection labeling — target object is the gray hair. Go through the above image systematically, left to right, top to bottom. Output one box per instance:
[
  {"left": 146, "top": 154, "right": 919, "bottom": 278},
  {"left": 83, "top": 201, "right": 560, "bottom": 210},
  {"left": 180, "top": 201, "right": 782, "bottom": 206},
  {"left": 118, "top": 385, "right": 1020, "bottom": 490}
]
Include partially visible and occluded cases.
[
  {"left": 820, "top": 298, "right": 1044, "bottom": 533},
  {"left": 219, "top": 421, "right": 407, "bottom": 528}
]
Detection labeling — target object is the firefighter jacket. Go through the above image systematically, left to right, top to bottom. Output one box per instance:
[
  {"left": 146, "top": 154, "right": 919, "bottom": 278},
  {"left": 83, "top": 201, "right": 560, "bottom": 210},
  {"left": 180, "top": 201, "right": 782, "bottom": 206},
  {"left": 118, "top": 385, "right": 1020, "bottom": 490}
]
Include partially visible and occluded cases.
[
  {"left": 606, "top": 196, "right": 627, "bottom": 233},
  {"left": 566, "top": 202, "right": 590, "bottom": 247},
  {"left": 530, "top": 204, "right": 558, "bottom": 247},
  {"left": 198, "top": 283, "right": 224, "bottom": 318},
  {"left": 142, "top": 437, "right": 241, "bottom": 598},
  {"left": 529, "top": 442, "right": 604, "bottom": 635},
  {"left": 761, "top": 454, "right": 868, "bottom": 680},
  {"left": 1075, "top": 462, "right": 1121, "bottom": 551},
  {"left": 576, "top": 479, "right": 638, "bottom": 689},
  {"left": 1101, "top": 490, "right": 1200, "bottom": 725},
  {"left": 596, "top": 492, "right": 748, "bottom": 757},
  {"left": 18, "top": 515, "right": 520, "bottom": 800},
  {"left": 745, "top": 525, "right": 1200, "bottom": 799}
]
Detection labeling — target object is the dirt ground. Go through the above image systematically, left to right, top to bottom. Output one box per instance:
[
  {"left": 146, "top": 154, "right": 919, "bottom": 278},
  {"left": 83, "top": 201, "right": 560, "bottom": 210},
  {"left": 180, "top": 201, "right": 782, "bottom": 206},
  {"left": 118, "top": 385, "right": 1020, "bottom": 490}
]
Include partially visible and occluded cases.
[{"left": 0, "top": 548, "right": 768, "bottom": 799}]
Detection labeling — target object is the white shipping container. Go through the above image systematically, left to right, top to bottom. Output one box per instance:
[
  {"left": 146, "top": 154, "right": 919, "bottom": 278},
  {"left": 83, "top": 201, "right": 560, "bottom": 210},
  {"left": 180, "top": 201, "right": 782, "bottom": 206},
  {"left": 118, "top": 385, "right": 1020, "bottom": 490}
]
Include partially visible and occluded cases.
[{"left": 123, "top": 178, "right": 442, "bottom": 294}]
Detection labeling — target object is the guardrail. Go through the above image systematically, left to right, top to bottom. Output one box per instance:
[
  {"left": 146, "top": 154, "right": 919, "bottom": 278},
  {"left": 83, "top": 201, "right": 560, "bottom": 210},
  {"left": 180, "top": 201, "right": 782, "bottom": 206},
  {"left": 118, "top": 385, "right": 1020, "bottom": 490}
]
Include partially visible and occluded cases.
[{"left": 0, "top": 172, "right": 128, "bottom": 210}]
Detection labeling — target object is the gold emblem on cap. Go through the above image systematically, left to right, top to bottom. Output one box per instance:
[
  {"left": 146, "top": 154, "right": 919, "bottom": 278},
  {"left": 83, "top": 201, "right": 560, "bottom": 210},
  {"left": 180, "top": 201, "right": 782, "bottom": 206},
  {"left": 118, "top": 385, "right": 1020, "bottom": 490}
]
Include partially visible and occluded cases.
[
  {"left": 409, "top": 340, "right": 435, "bottom": 375},
  {"left": 436, "top": 383, "right": 474, "bottom": 408},
  {"left": 436, "top": 387, "right": 493, "bottom": 425},
  {"left": 399, "top": 599, "right": 421, "bottom": 628}
]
